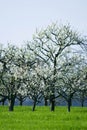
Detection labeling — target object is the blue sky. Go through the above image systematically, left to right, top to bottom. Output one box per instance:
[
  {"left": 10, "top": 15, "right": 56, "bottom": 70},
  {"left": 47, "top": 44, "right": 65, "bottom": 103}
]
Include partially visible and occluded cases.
[{"left": 0, "top": 0, "right": 87, "bottom": 46}]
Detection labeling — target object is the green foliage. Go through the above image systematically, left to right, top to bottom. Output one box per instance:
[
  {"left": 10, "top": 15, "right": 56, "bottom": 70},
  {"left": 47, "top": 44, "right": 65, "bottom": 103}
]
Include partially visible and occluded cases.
[{"left": 0, "top": 106, "right": 87, "bottom": 130}]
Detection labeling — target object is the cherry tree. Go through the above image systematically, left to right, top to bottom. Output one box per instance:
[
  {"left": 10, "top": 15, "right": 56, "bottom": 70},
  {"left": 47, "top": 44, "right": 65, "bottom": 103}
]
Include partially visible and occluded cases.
[
  {"left": 27, "top": 23, "right": 85, "bottom": 111},
  {"left": 55, "top": 51, "right": 86, "bottom": 112}
]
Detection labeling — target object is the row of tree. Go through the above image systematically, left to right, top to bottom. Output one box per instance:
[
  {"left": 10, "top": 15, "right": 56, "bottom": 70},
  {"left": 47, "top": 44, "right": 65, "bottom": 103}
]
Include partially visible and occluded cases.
[{"left": 0, "top": 23, "right": 87, "bottom": 112}]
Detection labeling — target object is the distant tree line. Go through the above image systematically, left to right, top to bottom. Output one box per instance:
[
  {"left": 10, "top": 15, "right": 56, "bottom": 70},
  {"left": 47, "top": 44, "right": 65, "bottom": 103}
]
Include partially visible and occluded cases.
[{"left": 0, "top": 23, "right": 87, "bottom": 112}]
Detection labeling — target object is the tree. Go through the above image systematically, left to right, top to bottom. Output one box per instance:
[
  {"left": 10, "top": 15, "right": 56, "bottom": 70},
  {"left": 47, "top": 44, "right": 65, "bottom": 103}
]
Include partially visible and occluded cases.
[
  {"left": 27, "top": 23, "right": 85, "bottom": 111},
  {"left": 0, "top": 44, "right": 22, "bottom": 111},
  {"left": 13, "top": 45, "right": 38, "bottom": 108},
  {"left": 55, "top": 52, "right": 86, "bottom": 112},
  {"left": 35, "top": 64, "right": 54, "bottom": 106},
  {"left": 75, "top": 66, "right": 87, "bottom": 107},
  {"left": 26, "top": 69, "right": 43, "bottom": 111},
  {"left": 17, "top": 83, "right": 27, "bottom": 106},
  {"left": 76, "top": 89, "right": 87, "bottom": 107}
]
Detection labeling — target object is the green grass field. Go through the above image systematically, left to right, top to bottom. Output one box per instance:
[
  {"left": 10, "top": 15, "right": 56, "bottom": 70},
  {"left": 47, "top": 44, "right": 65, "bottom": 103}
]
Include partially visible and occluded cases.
[{"left": 0, "top": 106, "right": 87, "bottom": 130}]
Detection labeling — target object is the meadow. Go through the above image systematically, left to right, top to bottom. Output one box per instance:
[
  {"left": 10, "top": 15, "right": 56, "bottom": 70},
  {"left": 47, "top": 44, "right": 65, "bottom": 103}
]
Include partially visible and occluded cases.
[{"left": 0, "top": 106, "right": 87, "bottom": 130}]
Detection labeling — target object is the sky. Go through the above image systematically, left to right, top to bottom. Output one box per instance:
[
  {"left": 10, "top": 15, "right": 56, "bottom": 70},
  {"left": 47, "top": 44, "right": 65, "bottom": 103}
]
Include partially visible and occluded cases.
[{"left": 0, "top": 0, "right": 87, "bottom": 46}]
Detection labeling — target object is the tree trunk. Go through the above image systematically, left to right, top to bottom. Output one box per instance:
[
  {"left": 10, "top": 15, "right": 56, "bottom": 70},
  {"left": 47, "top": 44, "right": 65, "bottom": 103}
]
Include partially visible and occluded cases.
[
  {"left": 50, "top": 56, "right": 57, "bottom": 111},
  {"left": 50, "top": 94, "right": 55, "bottom": 111},
  {"left": 8, "top": 95, "right": 15, "bottom": 111},
  {"left": 44, "top": 97, "right": 48, "bottom": 106},
  {"left": 1, "top": 98, "right": 6, "bottom": 106},
  {"left": 19, "top": 98, "right": 23, "bottom": 106},
  {"left": 67, "top": 98, "right": 72, "bottom": 112},
  {"left": 70, "top": 98, "right": 72, "bottom": 106},
  {"left": 50, "top": 99, "right": 55, "bottom": 111},
  {"left": 2, "top": 100, "right": 5, "bottom": 106},
  {"left": 9, "top": 100, "right": 14, "bottom": 111},
  {"left": 20, "top": 100, "right": 23, "bottom": 106},
  {"left": 81, "top": 100, "right": 84, "bottom": 107},
  {"left": 32, "top": 101, "right": 36, "bottom": 111},
  {"left": 68, "top": 102, "right": 70, "bottom": 112}
]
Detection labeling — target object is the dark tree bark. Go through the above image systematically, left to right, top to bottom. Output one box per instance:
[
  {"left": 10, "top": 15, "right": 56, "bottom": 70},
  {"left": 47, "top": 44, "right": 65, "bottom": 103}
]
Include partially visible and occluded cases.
[
  {"left": 50, "top": 56, "right": 57, "bottom": 111},
  {"left": 80, "top": 92, "right": 85, "bottom": 107},
  {"left": 50, "top": 94, "right": 55, "bottom": 111},
  {"left": 8, "top": 95, "right": 15, "bottom": 111},
  {"left": 17, "top": 95, "right": 27, "bottom": 106},
  {"left": 18, "top": 96, "right": 24, "bottom": 106},
  {"left": 44, "top": 97, "right": 48, "bottom": 106},
  {"left": 67, "top": 97, "right": 72, "bottom": 112},
  {"left": 1, "top": 98, "right": 6, "bottom": 106},
  {"left": 19, "top": 99, "right": 23, "bottom": 106},
  {"left": 50, "top": 99, "right": 55, "bottom": 111},
  {"left": 81, "top": 99, "right": 84, "bottom": 107},
  {"left": 2, "top": 100, "right": 5, "bottom": 106},
  {"left": 32, "top": 100, "right": 37, "bottom": 111}
]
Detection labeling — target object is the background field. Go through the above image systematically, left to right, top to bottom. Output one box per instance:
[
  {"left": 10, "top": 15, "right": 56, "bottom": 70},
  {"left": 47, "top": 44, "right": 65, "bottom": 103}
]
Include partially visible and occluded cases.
[{"left": 0, "top": 106, "right": 87, "bottom": 130}]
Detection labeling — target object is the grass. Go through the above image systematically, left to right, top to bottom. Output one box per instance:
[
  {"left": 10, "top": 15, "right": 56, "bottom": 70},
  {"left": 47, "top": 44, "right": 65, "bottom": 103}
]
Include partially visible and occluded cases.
[{"left": 0, "top": 106, "right": 87, "bottom": 130}]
